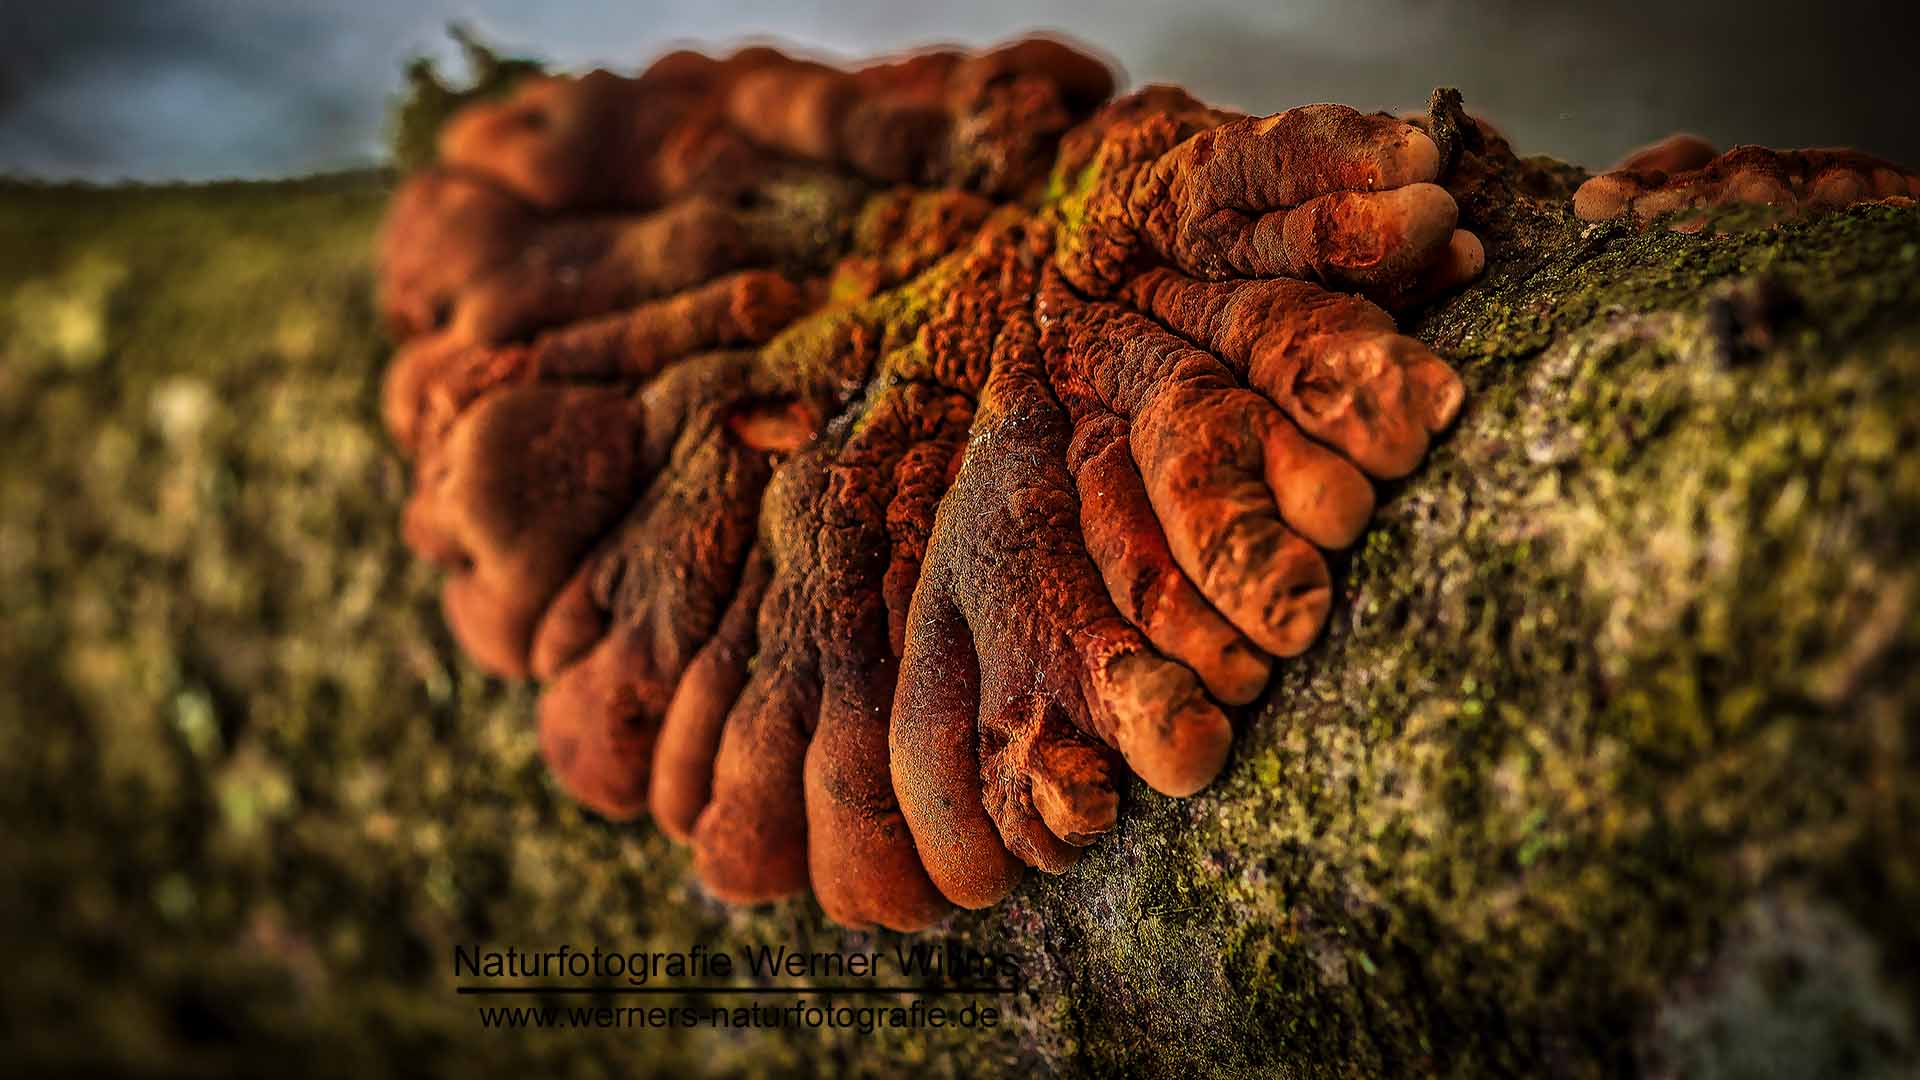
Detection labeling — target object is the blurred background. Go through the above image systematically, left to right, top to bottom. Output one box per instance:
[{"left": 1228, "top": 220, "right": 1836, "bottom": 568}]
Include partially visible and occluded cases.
[{"left": 3, "top": 0, "right": 1919, "bottom": 184}]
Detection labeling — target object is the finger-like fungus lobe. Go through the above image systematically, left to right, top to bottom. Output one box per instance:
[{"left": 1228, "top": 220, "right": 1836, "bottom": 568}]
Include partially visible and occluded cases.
[{"left": 379, "top": 37, "right": 1482, "bottom": 930}]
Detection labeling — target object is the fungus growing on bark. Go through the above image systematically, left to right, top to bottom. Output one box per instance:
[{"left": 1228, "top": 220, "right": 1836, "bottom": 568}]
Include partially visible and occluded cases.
[
  {"left": 378, "top": 35, "right": 1487, "bottom": 929},
  {"left": 1573, "top": 138, "right": 1919, "bottom": 229}
]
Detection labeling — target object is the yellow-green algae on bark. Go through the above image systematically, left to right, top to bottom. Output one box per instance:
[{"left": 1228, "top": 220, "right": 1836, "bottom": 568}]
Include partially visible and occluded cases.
[{"left": 2, "top": 152, "right": 1919, "bottom": 1076}]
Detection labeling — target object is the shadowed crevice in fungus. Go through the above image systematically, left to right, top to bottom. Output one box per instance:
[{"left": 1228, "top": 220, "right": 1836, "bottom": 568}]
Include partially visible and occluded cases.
[{"left": 375, "top": 35, "right": 1911, "bottom": 932}]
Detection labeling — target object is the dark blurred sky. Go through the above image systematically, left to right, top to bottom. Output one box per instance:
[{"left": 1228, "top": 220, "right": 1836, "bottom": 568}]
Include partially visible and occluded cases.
[{"left": 3, "top": 0, "right": 1917, "bottom": 182}]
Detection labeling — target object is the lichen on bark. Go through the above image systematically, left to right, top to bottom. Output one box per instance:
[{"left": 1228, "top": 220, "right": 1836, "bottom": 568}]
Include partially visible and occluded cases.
[{"left": 2, "top": 64, "right": 1918, "bottom": 1080}]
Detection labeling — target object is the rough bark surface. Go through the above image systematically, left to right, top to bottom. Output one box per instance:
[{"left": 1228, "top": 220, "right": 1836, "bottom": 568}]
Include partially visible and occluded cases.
[{"left": 2, "top": 74, "right": 1918, "bottom": 1080}]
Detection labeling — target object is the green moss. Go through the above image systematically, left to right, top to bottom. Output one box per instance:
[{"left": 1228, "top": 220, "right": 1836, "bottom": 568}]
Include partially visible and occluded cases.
[
  {"left": 1045, "top": 157, "right": 1106, "bottom": 237},
  {"left": 759, "top": 253, "right": 959, "bottom": 408}
]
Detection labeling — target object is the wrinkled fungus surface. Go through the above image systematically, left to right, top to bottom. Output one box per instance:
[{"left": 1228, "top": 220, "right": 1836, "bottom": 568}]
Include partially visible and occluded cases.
[{"left": 375, "top": 36, "right": 1900, "bottom": 931}]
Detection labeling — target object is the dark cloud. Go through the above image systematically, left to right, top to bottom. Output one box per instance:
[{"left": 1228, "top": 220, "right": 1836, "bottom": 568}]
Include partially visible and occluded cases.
[
  {"left": 1, "top": 0, "right": 1915, "bottom": 182},
  {"left": 1133, "top": 0, "right": 1920, "bottom": 168},
  {"left": 0, "top": 1, "right": 392, "bottom": 180}
]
